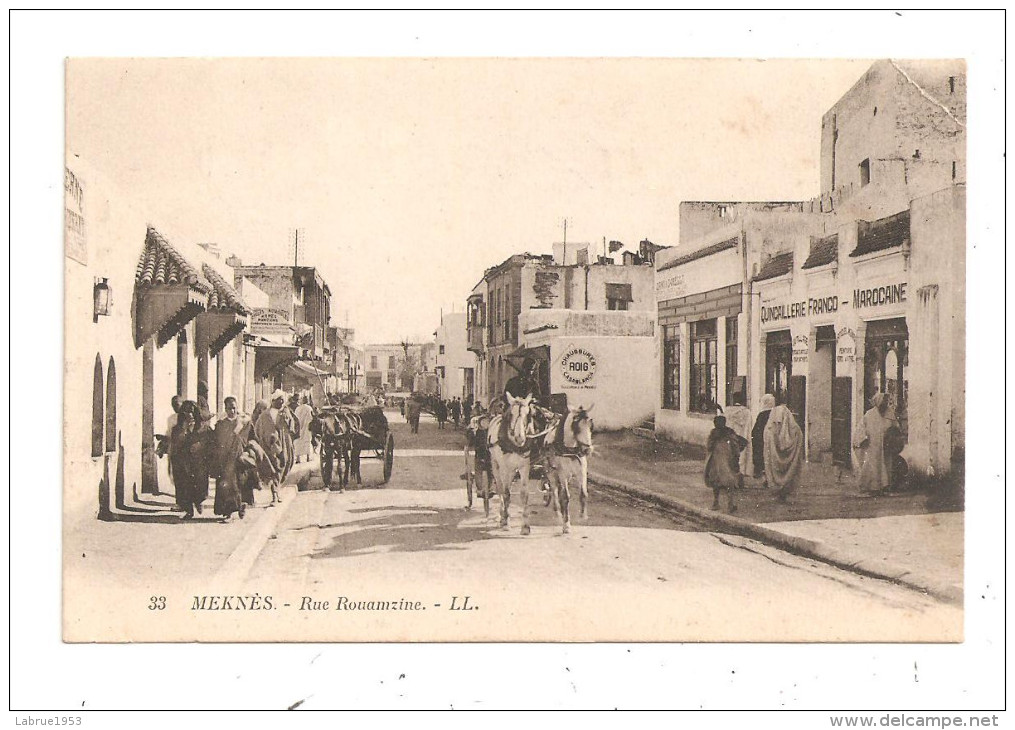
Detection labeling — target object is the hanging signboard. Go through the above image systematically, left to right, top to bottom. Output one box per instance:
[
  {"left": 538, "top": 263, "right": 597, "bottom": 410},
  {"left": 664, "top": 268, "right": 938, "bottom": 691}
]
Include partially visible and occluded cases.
[{"left": 65, "top": 167, "right": 87, "bottom": 265}]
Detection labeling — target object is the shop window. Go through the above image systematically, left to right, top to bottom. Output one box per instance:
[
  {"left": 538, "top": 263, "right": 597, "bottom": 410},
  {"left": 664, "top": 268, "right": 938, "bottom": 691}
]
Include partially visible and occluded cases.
[
  {"left": 859, "top": 158, "right": 871, "bottom": 187},
  {"left": 725, "top": 317, "right": 738, "bottom": 404},
  {"left": 689, "top": 319, "right": 717, "bottom": 413},
  {"left": 662, "top": 325, "right": 680, "bottom": 410},
  {"left": 765, "top": 330, "right": 793, "bottom": 405},
  {"left": 91, "top": 354, "right": 104, "bottom": 457},
  {"left": 104, "top": 357, "right": 117, "bottom": 452}
]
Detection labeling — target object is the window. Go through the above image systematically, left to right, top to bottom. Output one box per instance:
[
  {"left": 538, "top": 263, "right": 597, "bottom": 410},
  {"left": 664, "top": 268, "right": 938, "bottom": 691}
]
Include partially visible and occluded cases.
[
  {"left": 948, "top": 76, "right": 955, "bottom": 94},
  {"left": 859, "top": 158, "right": 871, "bottom": 187},
  {"left": 952, "top": 161, "right": 957, "bottom": 181},
  {"left": 606, "top": 283, "right": 633, "bottom": 311},
  {"left": 725, "top": 317, "right": 738, "bottom": 404},
  {"left": 689, "top": 319, "right": 718, "bottom": 413},
  {"left": 663, "top": 326, "right": 680, "bottom": 410},
  {"left": 439, "top": 345, "right": 445, "bottom": 355},
  {"left": 370, "top": 355, "right": 378, "bottom": 370},
  {"left": 388, "top": 355, "right": 396, "bottom": 369}
]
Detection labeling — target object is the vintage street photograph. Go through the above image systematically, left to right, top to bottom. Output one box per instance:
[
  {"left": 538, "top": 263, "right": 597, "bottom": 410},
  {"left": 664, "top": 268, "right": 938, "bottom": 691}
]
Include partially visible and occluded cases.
[{"left": 62, "top": 53, "right": 970, "bottom": 645}]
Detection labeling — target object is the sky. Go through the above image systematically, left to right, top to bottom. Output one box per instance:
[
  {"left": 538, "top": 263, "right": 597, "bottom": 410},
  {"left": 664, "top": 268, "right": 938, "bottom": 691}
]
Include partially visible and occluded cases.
[{"left": 67, "top": 57, "right": 872, "bottom": 344}]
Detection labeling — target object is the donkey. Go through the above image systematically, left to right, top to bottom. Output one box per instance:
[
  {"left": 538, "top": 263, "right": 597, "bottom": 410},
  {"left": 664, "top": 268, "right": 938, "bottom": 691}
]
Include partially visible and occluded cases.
[{"left": 311, "top": 409, "right": 353, "bottom": 491}]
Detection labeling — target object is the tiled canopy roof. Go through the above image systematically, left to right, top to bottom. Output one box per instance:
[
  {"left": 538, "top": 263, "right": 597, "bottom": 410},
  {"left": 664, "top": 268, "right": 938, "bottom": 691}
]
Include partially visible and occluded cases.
[
  {"left": 850, "top": 209, "right": 910, "bottom": 258},
  {"left": 135, "top": 227, "right": 212, "bottom": 293},
  {"left": 802, "top": 234, "right": 838, "bottom": 270},
  {"left": 657, "top": 236, "right": 739, "bottom": 273},
  {"left": 753, "top": 251, "right": 794, "bottom": 282},
  {"left": 202, "top": 263, "right": 249, "bottom": 315}
]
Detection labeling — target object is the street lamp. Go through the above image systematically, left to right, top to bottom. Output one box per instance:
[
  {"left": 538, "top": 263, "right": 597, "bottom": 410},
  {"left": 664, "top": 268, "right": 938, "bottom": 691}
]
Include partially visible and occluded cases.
[{"left": 93, "top": 277, "right": 112, "bottom": 322}]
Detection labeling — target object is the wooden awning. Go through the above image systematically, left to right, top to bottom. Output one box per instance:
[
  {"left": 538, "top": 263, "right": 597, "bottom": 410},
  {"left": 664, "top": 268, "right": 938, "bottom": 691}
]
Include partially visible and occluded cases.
[
  {"left": 132, "top": 227, "right": 212, "bottom": 348},
  {"left": 195, "top": 263, "right": 250, "bottom": 356},
  {"left": 196, "top": 311, "right": 248, "bottom": 358},
  {"left": 255, "top": 344, "right": 302, "bottom": 379}
]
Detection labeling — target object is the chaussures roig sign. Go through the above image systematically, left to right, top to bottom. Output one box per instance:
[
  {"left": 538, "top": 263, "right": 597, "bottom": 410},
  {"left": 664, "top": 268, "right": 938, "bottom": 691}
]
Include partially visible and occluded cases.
[{"left": 561, "top": 346, "right": 597, "bottom": 388}]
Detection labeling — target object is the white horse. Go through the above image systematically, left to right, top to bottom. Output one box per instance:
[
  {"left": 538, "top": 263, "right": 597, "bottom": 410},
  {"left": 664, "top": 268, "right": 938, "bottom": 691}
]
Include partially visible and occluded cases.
[
  {"left": 487, "top": 394, "right": 539, "bottom": 534},
  {"left": 544, "top": 405, "right": 594, "bottom": 534}
]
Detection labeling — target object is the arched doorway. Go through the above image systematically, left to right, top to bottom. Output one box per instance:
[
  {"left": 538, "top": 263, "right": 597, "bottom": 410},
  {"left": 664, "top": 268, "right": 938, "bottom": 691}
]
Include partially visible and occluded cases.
[{"left": 92, "top": 354, "right": 104, "bottom": 457}]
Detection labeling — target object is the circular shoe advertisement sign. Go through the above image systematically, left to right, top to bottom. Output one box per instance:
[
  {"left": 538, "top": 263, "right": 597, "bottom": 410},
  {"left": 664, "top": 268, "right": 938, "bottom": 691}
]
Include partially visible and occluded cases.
[{"left": 561, "top": 346, "right": 597, "bottom": 387}]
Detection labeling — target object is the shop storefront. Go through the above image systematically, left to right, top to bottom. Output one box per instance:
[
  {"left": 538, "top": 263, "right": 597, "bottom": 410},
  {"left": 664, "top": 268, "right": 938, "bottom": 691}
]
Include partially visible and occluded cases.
[{"left": 655, "top": 235, "right": 748, "bottom": 444}]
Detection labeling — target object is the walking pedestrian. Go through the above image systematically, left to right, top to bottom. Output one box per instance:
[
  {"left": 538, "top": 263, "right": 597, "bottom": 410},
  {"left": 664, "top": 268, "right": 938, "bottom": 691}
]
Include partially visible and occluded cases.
[
  {"left": 255, "top": 390, "right": 295, "bottom": 484},
  {"left": 854, "top": 391, "right": 899, "bottom": 495},
  {"left": 751, "top": 393, "right": 776, "bottom": 488},
  {"left": 723, "top": 394, "right": 752, "bottom": 488},
  {"left": 211, "top": 396, "right": 249, "bottom": 521},
  {"left": 293, "top": 396, "right": 315, "bottom": 464},
  {"left": 406, "top": 397, "right": 421, "bottom": 434},
  {"left": 250, "top": 398, "right": 283, "bottom": 504},
  {"left": 450, "top": 398, "right": 461, "bottom": 429},
  {"left": 435, "top": 399, "right": 448, "bottom": 430},
  {"left": 170, "top": 400, "right": 212, "bottom": 518},
  {"left": 763, "top": 402, "right": 805, "bottom": 502},
  {"left": 704, "top": 410, "right": 747, "bottom": 513}
]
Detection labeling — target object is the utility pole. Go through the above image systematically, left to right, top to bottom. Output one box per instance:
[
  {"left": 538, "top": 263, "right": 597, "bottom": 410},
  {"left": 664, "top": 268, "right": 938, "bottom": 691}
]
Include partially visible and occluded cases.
[{"left": 562, "top": 217, "right": 567, "bottom": 265}]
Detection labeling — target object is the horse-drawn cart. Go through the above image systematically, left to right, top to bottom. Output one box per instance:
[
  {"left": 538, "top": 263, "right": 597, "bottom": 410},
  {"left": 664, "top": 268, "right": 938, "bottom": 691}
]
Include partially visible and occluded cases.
[{"left": 314, "top": 404, "right": 394, "bottom": 488}]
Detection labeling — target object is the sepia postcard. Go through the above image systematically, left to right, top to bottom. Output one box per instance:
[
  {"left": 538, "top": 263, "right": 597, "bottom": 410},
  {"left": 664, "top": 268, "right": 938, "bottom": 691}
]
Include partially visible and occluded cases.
[{"left": 63, "top": 56, "right": 968, "bottom": 645}]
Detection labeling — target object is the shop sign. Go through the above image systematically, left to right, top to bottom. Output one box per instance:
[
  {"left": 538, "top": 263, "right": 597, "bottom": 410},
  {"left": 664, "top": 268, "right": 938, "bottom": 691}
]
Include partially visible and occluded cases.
[
  {"left": 65, "top": 167, "right": 87, "bottom": 265},
  {"left": 852, "top": 282, "right": 907, "bottom": 309},
  {"left": 760, "top": 296, "right": 839, "bottom": 323},
  {"left": 251, "top": 308, "right": 295, "bottom": 338},
  {"left": 836, "top": 328, "right": 856, "bottom": 366},
  {"left": 792, "top": 334, "right": 809, "bottom": 365},
  {"left": 560, "top": 346, "right": 597, "bottom": 389}
]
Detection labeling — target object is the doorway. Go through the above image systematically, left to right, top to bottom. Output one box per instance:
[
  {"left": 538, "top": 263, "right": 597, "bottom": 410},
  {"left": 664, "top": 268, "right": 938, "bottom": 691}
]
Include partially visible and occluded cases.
[
  {"left": 864, "top": 318, "right": 909, "bottom": 440},
  {"left": 765, "top": 330, "right": 792, "bottom": 404}
]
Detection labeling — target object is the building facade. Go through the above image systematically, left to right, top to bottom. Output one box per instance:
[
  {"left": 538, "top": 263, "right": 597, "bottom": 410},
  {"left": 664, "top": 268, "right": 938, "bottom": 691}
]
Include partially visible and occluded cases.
[
  {"left": 655, "top": 59, "right": 966, "bottom": 479},
  {"left": 65, "top": 159, "right": 255, "bottom": 518},
  {"left": 471, "top": 248, "right": 658, "bottom": 427},
  {"left": 232, "top": 264, "right": 337, "bottom": 406},
  {"left": 434, "top": 312, "right": 476, "bottom": 401},
  {"left": 363, "top": 342, "right": 432, "bottom": 394}
]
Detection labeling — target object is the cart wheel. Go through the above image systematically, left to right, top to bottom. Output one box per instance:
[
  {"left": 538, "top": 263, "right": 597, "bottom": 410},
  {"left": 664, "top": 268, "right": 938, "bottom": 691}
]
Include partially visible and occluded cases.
[{"left": 382, "top": 433, "right": 395, "bottom": 483}]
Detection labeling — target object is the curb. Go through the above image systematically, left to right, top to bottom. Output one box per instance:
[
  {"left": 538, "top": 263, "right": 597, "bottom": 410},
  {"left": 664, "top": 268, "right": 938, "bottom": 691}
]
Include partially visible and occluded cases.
[
  {"left": 588, "top": 470, "right": 963, "bottom": 606},
  {"left": 212, "top": 480, "right": 301, "bottom": 588}
]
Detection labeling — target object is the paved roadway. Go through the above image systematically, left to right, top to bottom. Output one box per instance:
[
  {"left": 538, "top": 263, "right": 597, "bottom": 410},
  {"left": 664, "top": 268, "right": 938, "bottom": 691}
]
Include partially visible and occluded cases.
[{"left": 228, "top": 411, "right": 961, "bottom": 643}]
